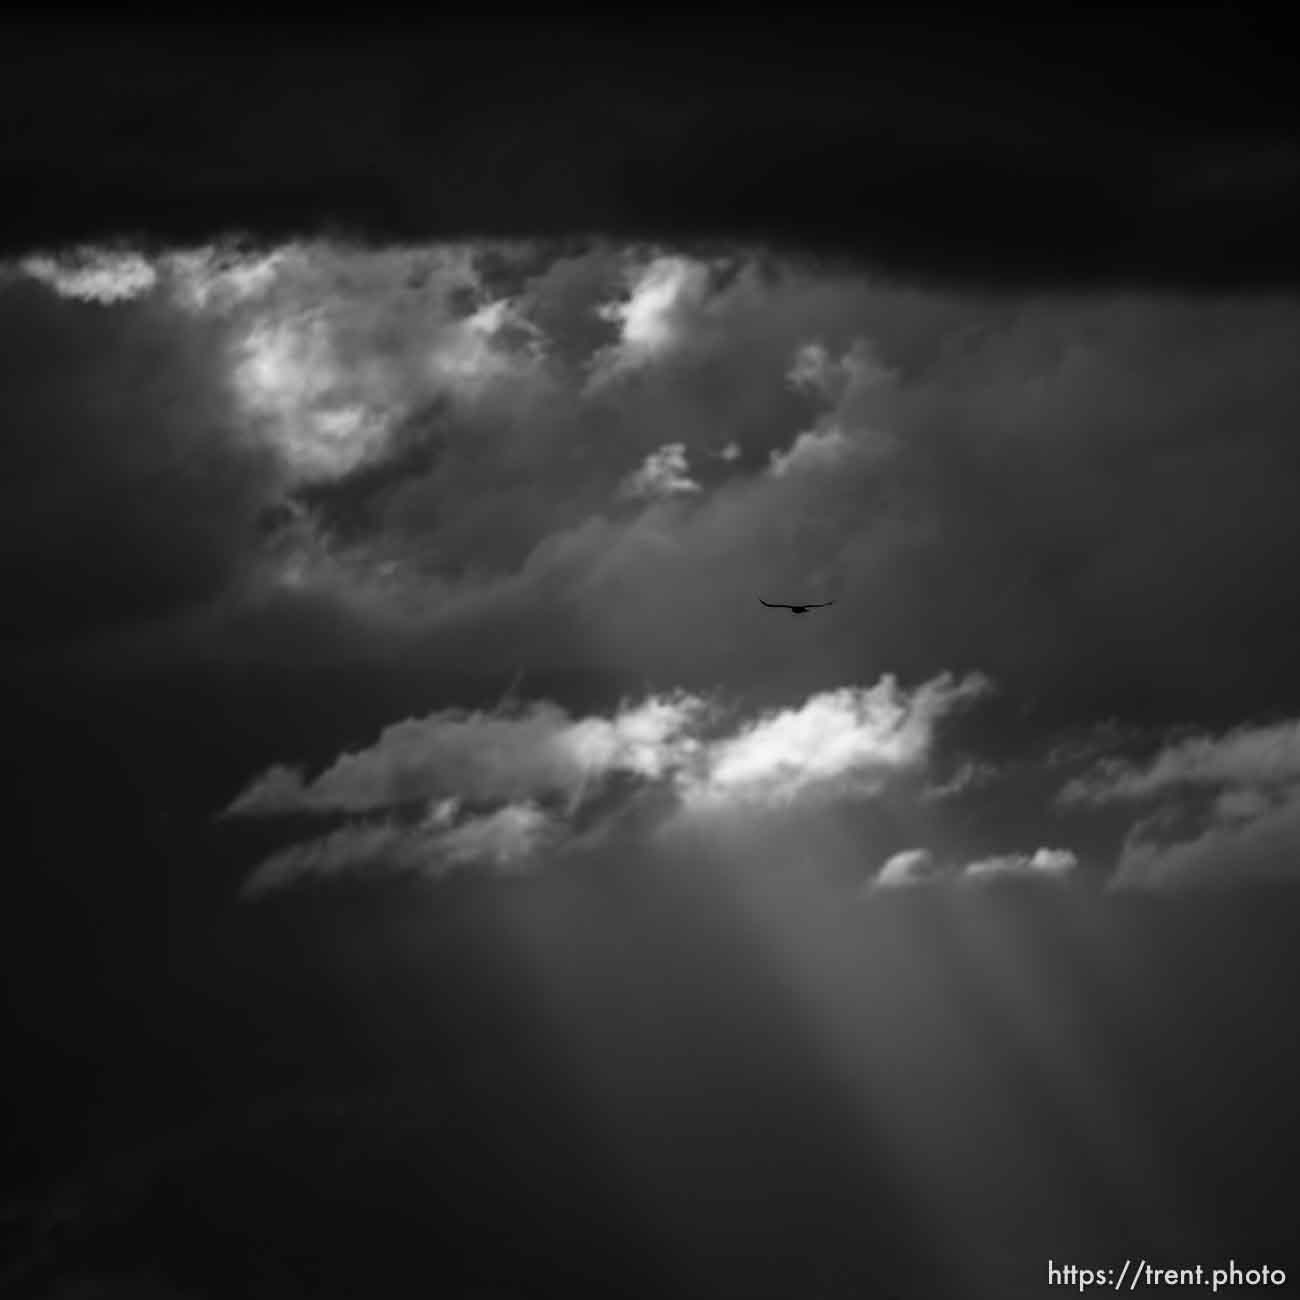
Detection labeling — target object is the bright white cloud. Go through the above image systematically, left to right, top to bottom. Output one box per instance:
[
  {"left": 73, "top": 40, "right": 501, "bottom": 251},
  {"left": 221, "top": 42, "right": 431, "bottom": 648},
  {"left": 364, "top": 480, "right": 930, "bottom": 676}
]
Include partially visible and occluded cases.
[
  {"left": 25, "top": 239, "right": 297, "bottom": 312},
  {"left": 215, "top": 244, "right": 552, "bottom": 488},
  {"left": 21, "top": 248, "right": 158, "bottom": 303},
  {"left": 587, "top": 254, "right": 713, "bottom": 387},
  {"left": 603, "top": 255, "right": 709, "bottom": 352},
  {"left": 232, "top": 308, "right": 396, "bottom": 481},
  {"left": 618, "top": 442, "right": 703, "bottom": 500},
  {"left": 677, "top": 672, "right": 992, "bottom": 812},
  {"left": 562, "top": 692, "right": 707, "bottom": 780},
  {"left": 961, "top": 847, "right": 1078, "bottom": 879}
]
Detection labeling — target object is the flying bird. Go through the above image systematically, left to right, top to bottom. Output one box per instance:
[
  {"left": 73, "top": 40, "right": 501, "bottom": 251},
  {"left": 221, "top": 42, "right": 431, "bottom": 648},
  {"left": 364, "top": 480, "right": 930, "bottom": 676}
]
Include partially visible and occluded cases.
[{"left": 759, "top": 598, "right": 835, "bottom": 614}]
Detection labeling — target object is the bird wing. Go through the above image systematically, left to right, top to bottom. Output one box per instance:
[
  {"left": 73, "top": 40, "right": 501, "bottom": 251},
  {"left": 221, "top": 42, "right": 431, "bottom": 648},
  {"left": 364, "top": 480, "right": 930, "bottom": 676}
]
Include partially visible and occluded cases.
[
  {"left": 759, "top": 598, "right": 791, "bottom": 608},
  {"left": 808, "top": 600, "right": 835, "bottom": 608}
]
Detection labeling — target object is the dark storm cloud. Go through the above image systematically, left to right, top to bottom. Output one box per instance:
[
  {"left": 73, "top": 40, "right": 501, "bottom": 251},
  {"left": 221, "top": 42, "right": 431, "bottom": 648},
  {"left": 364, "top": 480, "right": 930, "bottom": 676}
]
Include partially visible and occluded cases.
[{"left": 2, "top": 14, "right": 1298, "bottom": 290}]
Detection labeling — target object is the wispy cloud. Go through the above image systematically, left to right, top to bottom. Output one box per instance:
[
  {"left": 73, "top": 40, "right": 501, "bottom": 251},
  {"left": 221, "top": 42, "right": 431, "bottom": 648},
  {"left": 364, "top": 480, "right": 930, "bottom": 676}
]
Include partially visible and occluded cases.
[
  {"left": 922, "top": 759, "right": 998, "bottom": 801},
  {"left": 239, "top": 800, "right": 561, "bottom": 898}
]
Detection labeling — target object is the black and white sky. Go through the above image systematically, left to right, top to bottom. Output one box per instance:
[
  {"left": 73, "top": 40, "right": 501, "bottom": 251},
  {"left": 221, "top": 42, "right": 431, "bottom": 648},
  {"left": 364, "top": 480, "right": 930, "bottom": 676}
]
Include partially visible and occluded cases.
[{"left": 3, "top": 11, "right": 1300, "bottom": 1300}]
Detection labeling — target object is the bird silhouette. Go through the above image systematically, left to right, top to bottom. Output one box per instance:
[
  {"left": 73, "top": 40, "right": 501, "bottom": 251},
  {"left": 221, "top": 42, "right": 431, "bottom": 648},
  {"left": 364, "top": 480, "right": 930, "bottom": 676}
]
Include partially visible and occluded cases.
[{"left": 759, "top": 598, "right": 835, "bottom": 615}]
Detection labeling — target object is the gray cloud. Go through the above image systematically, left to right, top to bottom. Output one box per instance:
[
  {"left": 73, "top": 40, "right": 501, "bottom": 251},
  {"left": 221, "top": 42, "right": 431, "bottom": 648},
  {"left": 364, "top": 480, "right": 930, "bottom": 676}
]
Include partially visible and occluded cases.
[
  {"left": 767, "top": 428, "right": 855, "bottom": 479},
  {"left": 1062, "top": 717, "right": 1300, "bottom": 888},
  {"left": 1045, "top": 719, "right": 1149, "bottom": 769},
  {"left": 1060, "top": 719, "right": 1300, "bottom": 806},
  {"left": 921, "top": 760, "right": 999, "bottom": 802},
  {"left": 1113, "top": 786, "right": 1300, "bottom": 889}
]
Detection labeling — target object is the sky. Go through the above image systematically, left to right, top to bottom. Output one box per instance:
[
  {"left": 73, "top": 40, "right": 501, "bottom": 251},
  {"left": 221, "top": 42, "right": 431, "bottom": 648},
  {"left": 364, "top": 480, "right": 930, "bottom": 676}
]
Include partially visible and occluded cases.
[{"left": 3, "top": 11, "right": 1300, "bottom": 1300}]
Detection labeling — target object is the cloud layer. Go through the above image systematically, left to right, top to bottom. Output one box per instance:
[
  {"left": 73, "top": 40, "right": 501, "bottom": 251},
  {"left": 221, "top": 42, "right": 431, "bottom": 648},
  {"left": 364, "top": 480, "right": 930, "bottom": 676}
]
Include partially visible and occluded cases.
[
  {"left": 7, "top": 234, "right": 1300, "bottom": 896},
  {"left": 227, "top": 672, "right": 988, "bottom": 894}
]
